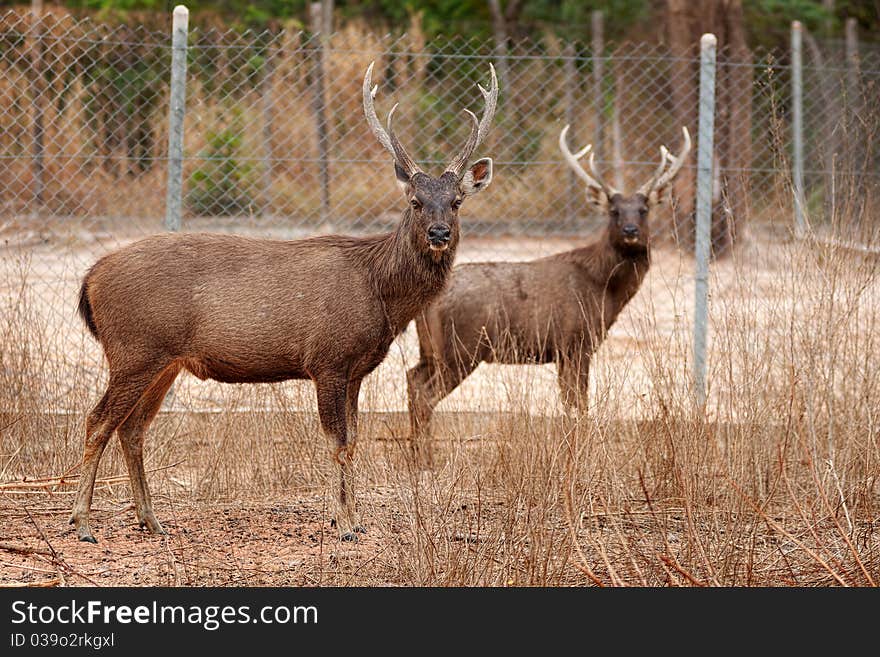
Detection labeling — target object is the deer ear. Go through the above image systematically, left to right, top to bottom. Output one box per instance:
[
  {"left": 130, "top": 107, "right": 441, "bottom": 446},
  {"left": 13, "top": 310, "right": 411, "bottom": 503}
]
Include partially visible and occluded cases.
[
  {"left": 460, "top": 158, "right": 493, "bottom": 196},
  {"left": 395, "top": 162, "right": 412, "bottom": 193},
  {"left": 585, "top": 186, "right": 609, "bottom": 212}
]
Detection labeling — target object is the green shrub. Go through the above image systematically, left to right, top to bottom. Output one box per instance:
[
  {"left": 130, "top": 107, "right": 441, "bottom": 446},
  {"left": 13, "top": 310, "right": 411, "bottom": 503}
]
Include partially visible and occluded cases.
[{"left": 187, "top": 124, "right": 255, "bottom": 216}]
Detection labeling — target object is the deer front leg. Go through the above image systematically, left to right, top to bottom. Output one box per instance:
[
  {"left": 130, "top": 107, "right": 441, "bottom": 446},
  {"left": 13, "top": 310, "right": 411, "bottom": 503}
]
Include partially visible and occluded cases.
[
  {"left": 557, "top": 351, "right": 591, "bottom": 415},
  {"left": 315, "top": 376, "right": 360, "bottom": 542},
  {"left": 345, "top": 377, "right": 366, "bottom": 535}
]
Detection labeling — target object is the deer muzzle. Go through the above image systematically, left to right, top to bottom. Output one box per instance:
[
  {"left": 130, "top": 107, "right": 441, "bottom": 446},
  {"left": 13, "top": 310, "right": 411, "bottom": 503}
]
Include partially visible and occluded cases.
[
  {"left": 428, "top": 224, "right": 452, "bottom": 250},
  {"left": 622, "top": 224, "right": 640, "bottom": 242}
]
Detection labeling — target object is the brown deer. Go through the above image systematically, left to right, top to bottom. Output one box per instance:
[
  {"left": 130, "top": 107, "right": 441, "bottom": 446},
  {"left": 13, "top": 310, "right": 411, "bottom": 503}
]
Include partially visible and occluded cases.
[
  {"left": 70, "top": 61, "right": 498, "bottom": 543},
  {"left": 406, "top": 125, "right": 690, "bottom": 458}
]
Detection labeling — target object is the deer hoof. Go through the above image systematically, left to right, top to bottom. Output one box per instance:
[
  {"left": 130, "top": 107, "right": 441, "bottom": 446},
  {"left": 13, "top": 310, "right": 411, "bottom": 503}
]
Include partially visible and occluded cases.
[
  {"left": 139, "top": 518, "right": 167, "bottom": 535},
  {"left": 353, "top": 525, "right": 367, "bottom": 534},
  {"left": 77, "top": 530, "right": 98, "bottom": 544},
  {"left": 339, "top": 532, "right": 359, "bottom": 543}
]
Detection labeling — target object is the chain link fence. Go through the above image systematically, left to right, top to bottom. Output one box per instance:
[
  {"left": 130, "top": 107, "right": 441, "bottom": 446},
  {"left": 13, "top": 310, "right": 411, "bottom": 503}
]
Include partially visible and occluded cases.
[
  {"left": 1, "top": 7, "right": 879, "bottom": 415},
  {"left": 3, "top": 8, "right": 877, "bottom": 241}
]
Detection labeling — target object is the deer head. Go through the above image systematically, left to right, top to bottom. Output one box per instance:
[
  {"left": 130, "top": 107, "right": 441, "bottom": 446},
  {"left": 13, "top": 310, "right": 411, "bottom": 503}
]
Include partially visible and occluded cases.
[
  {"left": 363, "top": 62, "right": 498, "bottom": 257},
  {"left": 559, "top": 125, "right": 692, "bottom": 254}
]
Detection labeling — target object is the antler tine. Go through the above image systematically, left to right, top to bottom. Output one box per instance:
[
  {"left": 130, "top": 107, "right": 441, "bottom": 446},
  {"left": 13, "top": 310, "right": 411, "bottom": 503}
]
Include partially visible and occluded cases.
[
  {"left": 362, "top": 61, "right": 422, "bottom": 177},
  {"left": 363, "top": 63, "right": 394, "bottom": 156},
  {"left": 445, "top": 63, "right": 500, "bottom": 177},
  {"left": 475, "top": 63, "right": 499, "bottom": 147},
  {"left": 386, "top": 103, "right": 421, "bottom": 178},
  {"left": 558, "top": 124, "right": 603, "bottom": 190},
  {"left": 651, "top": 126, "right": 692, "bottom": 193},
  {"left": 636, "top": 146, "right": 673, "bottom": 197}
]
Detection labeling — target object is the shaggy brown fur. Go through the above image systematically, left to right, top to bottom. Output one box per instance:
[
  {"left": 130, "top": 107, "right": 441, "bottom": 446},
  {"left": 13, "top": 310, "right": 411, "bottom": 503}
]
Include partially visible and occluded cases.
[
  {"left": 70, "top": 60, "right": 498, "bottom": 544},
  {"left": 406, "top": 127, "right": 690, "bottom": 461},
  {"left": 70, "top": 163, "right": 493, "bottom": 544},
  {"left": 406, "top": 198, "right": 651, "bottom": 459}
]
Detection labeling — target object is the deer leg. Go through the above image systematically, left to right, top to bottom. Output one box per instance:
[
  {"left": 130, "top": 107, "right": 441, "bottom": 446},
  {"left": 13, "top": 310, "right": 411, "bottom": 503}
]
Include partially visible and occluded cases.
[
  {"left": 557, "top": 352, "right": 591, "bottom": 415},
  {"left": 406, "top": 358, "right": 471, "bottom": 468},
  {"left": 406, "top": 360, "right": 435, "bottom": 440},
  {"left": 69, "top": 363, "right": 168, "bottom": 543},
  {"left": 116, "top": 363, "right": 181, "bottom": 535},
  {"left": 315, "top": 376, "right": 358, "bottom": 542},
  {"left": 345, "top": 377, "right": 366, "bottom": 534}
]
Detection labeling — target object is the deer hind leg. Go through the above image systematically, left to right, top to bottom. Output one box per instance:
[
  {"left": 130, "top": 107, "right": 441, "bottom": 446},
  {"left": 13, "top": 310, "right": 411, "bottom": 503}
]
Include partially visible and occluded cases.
[
  {"left": 406, "top": 357, "right": 472, "bottom": 468},
  {"left": 406, "top": 360, "right": 435, "bottom": 441},
  {"left": 69, "top": 362, "right": 169, "bottom": 543},
  {"left": 115, "top": 363, "right": 181, "bottom": 535},
  {"left": 315, "top": 376, "right": 359, "bottom": 542},
  {"left": 344, "top": 377, "right": 366, "bottom": 535}
]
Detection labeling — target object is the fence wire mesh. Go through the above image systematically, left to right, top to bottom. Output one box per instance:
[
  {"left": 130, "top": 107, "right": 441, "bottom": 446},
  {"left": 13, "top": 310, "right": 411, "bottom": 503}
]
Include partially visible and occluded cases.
[
  {"left": 1, "top": 8, "right": 879, "bottom": 417},
  {"left": 3, "top": 10, "right": 879, "bottom": 238}
]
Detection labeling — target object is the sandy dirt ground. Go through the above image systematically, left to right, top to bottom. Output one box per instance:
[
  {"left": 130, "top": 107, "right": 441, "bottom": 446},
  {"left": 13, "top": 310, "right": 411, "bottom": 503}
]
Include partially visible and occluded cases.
[
  {"left": 1, "top": 227, "right": 877, "bottom": 586},
  {"left": 0, "top": 229, "right": 802, "bottom": 418}
]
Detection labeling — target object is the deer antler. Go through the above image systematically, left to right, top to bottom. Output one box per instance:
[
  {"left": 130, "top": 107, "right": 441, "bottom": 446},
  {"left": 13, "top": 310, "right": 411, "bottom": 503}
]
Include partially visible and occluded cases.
[
  {"left": 363, "top": 61, "right": 422, "bottom": 178},
  {"left": 445, "top": 63, "right": 499, "bottom": 177},
  {"left": 559, "top": 124, "right": 620, "bottom": 198},
  {"left": 559, "top": 125, "right": 601, "bottom": 190},
  {"left": 638, "top": 126, "right": 692, "bottom": 196},
  {"left": 636, "top": 146, "right": 673, "bottom": 197},
  {"left": 586, "top": 151, "right": 620, "bottom": 199}
]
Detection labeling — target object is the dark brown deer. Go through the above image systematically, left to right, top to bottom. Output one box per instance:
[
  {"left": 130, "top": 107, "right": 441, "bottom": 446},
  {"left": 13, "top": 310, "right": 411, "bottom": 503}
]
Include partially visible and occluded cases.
[
  {"left": 70, "top": 61, "right": 498, "bottom": 543},
  {"left": 406, "top": 125, "right": 690, "bottom": 458}
]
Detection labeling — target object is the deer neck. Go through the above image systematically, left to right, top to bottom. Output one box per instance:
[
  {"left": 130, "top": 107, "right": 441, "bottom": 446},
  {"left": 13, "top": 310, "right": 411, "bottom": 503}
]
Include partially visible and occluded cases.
[
  {"left": 369, "top": 210, "right": 457, "bottom": 333},
  {"left": 569, "top": 228, "right": 650, "bottom": 296}
]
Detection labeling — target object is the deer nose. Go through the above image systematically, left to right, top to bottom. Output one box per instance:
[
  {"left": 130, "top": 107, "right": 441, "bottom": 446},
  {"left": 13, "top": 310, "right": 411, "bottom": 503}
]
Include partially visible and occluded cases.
[
  {"left": 427, "top": 224, "right": 451, "bottom": 245},
  {"left": 622, "top": 224, "right": 639, "bottom": 238}
]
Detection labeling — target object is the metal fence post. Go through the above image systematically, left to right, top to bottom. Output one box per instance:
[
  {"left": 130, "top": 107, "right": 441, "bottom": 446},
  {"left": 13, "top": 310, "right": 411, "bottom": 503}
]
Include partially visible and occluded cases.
[
  {"left": 29, "top": 0, "right": 45, "bottom": 212},
  {"left": 310, "top": 2, "right": 331, "bottom": 230},
  {"left": 164, "top": 5, "right": 189, "bottom": 232},
  {"left": 591, "top": 10, "right": 604, "bottom": 165},
  {"left": 791, "top": 21, "right": 806, "bottom": 238},
  {"left": 693, "top": 33, "right": 717, "bottom": 408},
  {"left": 260, "top": 39, "right": 277, "bottom": 219},
  {"left": 563, "top": 42, "right": 577, "bottom": 224}
]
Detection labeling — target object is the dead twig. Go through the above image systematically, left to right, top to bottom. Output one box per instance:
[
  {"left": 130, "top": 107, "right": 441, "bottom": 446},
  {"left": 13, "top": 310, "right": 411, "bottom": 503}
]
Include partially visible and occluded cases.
[
  {"left": 562, "top": 425, "right": 605, "bottom": 587},
  {"left": 0, "top": 460, "right": 184, "bottom": 491},
  {"left": 22, "top": 506, "right": 98, "bottom": 587},
  {"left": 0, "top": 541, "right": 53, "bottom": 557},
  {"left": 657, "top": 553, "right": 708, "bottom": 587},
  {"left": 0, "top": 578, "right": 60, "bottom": 588}
]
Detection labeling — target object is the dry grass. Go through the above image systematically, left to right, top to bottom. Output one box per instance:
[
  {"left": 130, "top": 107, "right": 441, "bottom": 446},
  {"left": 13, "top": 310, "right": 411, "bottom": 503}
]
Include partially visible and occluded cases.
[{"left": 1, "top": 215, "right": 878, "bottom": 586}]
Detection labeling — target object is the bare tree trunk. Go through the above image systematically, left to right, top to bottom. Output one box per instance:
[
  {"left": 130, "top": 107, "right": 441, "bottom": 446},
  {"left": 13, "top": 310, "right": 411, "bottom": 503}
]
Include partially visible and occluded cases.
[
  {"left": 29, "top": 0, "right": 45, "bottom": 212},
  {"left": 487, "top": 0, "right": 511, "bottom": 93},
  {"left": 664, "top": 0, "right": 752, "bottom": 254},
  {"left": 665, "top": 0, "right": 697, "bottom": 245},
  {"left": 719, "top": 0, "right": 752, "bottom": 248},
  {"left": 822, "top": 0, "right": 835, "bottom": 36},
  {"left": 310, "top": 2, "right": 331, "bottom": 228},
  {"left": 591, "top": 10, "right": 604, "bottom": 165},
  {"left": 845, "top": 18, "right": 865, "bottom": 234},
  {"left": 803, "top": 29, "right": 838, "bottom": 226},
  {"left": 261, "top": 37, "right": 277, "bottom": 219},
  {"left": 563, "top": 42, "right": 578, "bottom": 225},
  {"left": 611, "top": 47, "right": 625, "bottom": 191}
]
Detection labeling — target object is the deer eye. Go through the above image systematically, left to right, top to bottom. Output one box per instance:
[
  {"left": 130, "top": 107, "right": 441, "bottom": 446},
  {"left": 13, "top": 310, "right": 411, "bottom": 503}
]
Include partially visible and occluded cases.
[
  {"left": 410, "top": 198, "right": 422, "bottom": 210},
  {"left": 451, "top": 198, "right": 462, "bottom": 210},
  {"left": 639, "top": 208, "right": 648, "bottom": 217}
]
